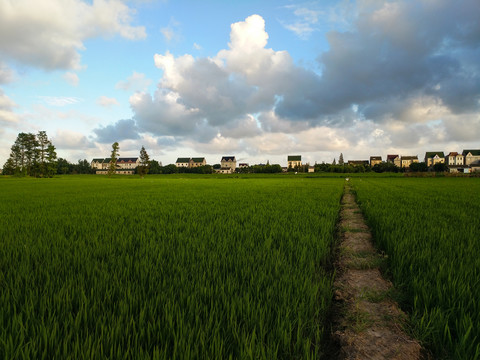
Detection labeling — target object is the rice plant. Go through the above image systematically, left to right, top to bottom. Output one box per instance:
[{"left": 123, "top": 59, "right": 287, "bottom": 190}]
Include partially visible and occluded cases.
[
  {"left": 0, "top": 175, "right": 343, "bottom": 359},
  {"left": 352, "top": 177, "right": 480, "bottom": 360}
]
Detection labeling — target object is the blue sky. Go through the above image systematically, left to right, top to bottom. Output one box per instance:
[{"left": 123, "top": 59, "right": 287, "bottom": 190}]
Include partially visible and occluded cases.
[{"left": 1, "top": 0, "right": 479, "bottom": 167}]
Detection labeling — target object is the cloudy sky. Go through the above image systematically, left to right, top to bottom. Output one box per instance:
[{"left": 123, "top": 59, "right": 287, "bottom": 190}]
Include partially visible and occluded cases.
[{"left": 1, "top": 0, "right": 479, "bottom": 167}]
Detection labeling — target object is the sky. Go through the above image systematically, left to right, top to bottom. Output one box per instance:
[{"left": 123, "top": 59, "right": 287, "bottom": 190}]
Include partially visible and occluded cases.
[{"left": 1, "top": 0, "right": 479, "bottom": 167}]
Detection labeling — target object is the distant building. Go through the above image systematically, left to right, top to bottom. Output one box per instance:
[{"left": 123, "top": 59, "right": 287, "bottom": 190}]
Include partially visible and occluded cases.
[
  {"left": 462, "top": 150, "right": 480, "bottom": 166},
  {"left": 425, "top": 152, "right": 445, "bottom": 167},
  {"left": 446, "top": 152, "right": 464, "bottom": 165},
  {"left": 287, "top": 155, "right": 302, "bottom": 169},
  {"left": 387, "top": 155, "right": 401, "bottom": 167},
  {"left": 221, "top": 156, "right": 236, "bottom": 171},
  {"left": 370, "top": 156, "right": 382, "bottom": 167},
  {"left": 401, "top": 156, "right": 419, "bottom": 168},
  {"left": 91, "top": 157, "right": 139, "bottom": 175},
  {"left": 175, "top": 157, "right": 207, "bottom": 168},
  {"left": 190, "top": 157, "right": 206, "bottom": 167},
  {"left": 176, "top": 158, "right": 190, "bottom": 167},
  {"left": 238, "top": 163, "right": 249, "bottom": 169},
  {"left": 308, "top": 166, "right": 315, "bottom": 173},
  {"left": 215, "top": 167, "right": 232, "bottom": 174}
]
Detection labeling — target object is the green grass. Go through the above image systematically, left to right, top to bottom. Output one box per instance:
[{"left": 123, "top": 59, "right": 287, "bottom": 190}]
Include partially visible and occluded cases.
[
  {"left": 0, "top": 175, "right": 344, "bottom": 359},
  {"left": 351, "top": 177, "right": 480, "bottom": 360}
]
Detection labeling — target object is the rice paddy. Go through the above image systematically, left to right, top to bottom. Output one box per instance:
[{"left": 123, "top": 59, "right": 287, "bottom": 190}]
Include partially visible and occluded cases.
[
  {"left": 1, "top": 174, "right": 479, "bottom": 359},
  {"left": 0, "top": 175, "right": 343, "bottom": 359},
  {"left": 352, "top": 177, "right": 480, "bottom": 360}
]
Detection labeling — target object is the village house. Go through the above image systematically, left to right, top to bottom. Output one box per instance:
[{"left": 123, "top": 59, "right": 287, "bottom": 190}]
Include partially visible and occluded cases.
[
  {"left": 462, "top": 150, "right": 480, "bottom": 166},
  {"left": 425, "top": 152, "right": 445, "bottom": 167},
  {"left": 446, "top": 152, "right": 464, "bottom": 165},
  {"left": 287, "top": 155, "right": 302, "bottom": 169},
  {"left": 387, "top": 155, "right": 401, "bottom": 167},
  {"left": 221, "top": 156, "right": 236, "bottom": 171},
  {"left": 370, "top": 156, "right": 382, "bottom": 167},
  {"left": 401, "top": 156, "right": 419, "bottom": 168},
  {"left": 91, "top": 157, "right": 139, "bottom": 175},
  {"left": 175, "top": 157, "right": 207, "bottom": 168},
  {"left": 190, "top": 157, "right": 206, "bottom": 167},
  {"left": 176, "top": 158, "right": 190, "bottom": 168},
  {"left": 238, "top": 163, "right": 249, "bottom": 169},
  {"left": 215, "top": 167, "right": 232, "bottom": 174}
]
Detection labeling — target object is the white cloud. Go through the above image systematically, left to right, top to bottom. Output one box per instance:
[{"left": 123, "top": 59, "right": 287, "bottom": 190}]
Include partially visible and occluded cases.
[
  {"left": 0, "top": 0, "right": 146, "bottom": 70},
  {"left": 281, "top": 5, "right": 324, "bottom": 39},
  {"left": 193, "top": 43, "right": 202, "bottom": 50},
  {"left": 116, "top": 71, "right": 152, "bottom": 92},
  {"left": 63, "top": 72, "right": 79, "bottom": 86},
  {"left": 97, "top": 95, "right": 119, "bottom": 107},
  {"left": 37, "top": 96, "right": 82, "bottom": 107},
  {"left": 52, "top": 129, "right": 95, "bottom": 150}
]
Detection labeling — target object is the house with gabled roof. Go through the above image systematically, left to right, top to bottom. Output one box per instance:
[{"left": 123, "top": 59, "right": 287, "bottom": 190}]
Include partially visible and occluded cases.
[
  {"left": 462, "top": 150, "right": 480, "bottom": 166},
  {"left": 425, "top": 152, "right": 445, "bottom": 167},
  {"left": 446, "top": 152, "right": 464, "bottom": 165},
  {"left": 287, "top": 155, "right": 301, "bottom": 169},
  {"left": 387, "top": 155, "right": 401, "bottom": 167},
  {"left": 221, "top": 156, "right": 236, "bottom": 171},
  {"left": 370, "top": 156, "right": 382, "bottom": 167},
  {"left": 401, "top": 156, "right": 419, "bottom": 168},
  {"left": 91, "top": 157, "right": 139, "bottom": 175},
  {"left": 190, "top": 157, "right": 206, "bottom": 167},
  {"left": 176, "top": 158, "right": 190, "bottom": 168}
]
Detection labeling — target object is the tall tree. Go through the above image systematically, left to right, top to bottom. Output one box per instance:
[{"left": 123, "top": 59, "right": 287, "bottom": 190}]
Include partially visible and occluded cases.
[
  {"left": 36, "top": 131, "right": 50, "bottom": 177},
  {"left": 108, "top": 142, "right": 120, "bottom": 177},
  {"left": 45, "top": 143, "right": 57, "bottom": 177},
  {"left": 137, "top": 146, "right": 150, "bottom": 178},
  {"left": 339, "top": 153, "right": 344, "bottom": 166}
]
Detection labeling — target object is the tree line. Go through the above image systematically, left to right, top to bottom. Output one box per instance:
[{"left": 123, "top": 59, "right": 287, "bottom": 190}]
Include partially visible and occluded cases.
[{"left": 2, "top": 131, "right": 58, "bottom": 177}]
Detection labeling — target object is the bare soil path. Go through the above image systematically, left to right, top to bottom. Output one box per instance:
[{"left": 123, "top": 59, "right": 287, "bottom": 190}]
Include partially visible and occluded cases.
[{"left": 332, "top": 184, "right": 423, "bottom": 360}]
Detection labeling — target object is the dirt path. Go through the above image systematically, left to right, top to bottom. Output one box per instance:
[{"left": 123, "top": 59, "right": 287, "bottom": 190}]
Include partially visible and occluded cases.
[{"left": 332, "top": 184, "right": 423, "bottom": 360}]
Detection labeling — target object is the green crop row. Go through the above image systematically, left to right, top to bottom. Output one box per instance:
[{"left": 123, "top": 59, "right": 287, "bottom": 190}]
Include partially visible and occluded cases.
[
  {"left": 0, "top": 176, "right": 344, "bottom": 359},
  {"left": 351, "top": 177, "right": 480, "bottom": 360}
]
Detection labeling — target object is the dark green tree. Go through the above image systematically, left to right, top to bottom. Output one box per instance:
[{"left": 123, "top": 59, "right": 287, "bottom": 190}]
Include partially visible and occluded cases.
[
  {"left": 137, "top": 146, "right": 150, "bottom": 178},
  {"left": 338, "top": 153, "right": 344, "bottom": 166},
  {"left": 149, "top": 160, "right": 162, "bottom": 174},
  {"left": 410, "top": 162, "right": 428, "bottom": 172},
  {"left": 433, "top": 162, "right": 448, "bottom": 172}
]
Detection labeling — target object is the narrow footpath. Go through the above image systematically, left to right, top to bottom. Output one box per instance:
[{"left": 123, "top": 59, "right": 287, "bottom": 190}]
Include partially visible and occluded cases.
[{"left": 332, "top": 184, "right": 423, "bottom": 360}]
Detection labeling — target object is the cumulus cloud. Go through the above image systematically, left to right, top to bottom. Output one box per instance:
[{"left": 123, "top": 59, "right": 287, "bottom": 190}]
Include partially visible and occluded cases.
[
  {"left": 0, "top": 0, "right": 146, "bottom": 70},
  {"left": 130, "top": 5, "right": 480, "bottom": 157},
  {"left": 116, "top": 71, "right": 152, "bottom": 92},
  {"left": 63, "top": 72, "right": 79, "bottom": 86},
  {"left": 97, "top": 96, "right": 119, "bottom": 107},
  {"left": 93, "top": 119, "right": 141, "bottom": 143},
  {"left": 52, "top": 129, "right": 95, "bottom": 150}
]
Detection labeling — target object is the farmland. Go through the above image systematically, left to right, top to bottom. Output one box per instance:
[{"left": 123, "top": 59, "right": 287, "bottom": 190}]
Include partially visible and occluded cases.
[
  {"left": 0, "top": 175, "right": 344, "bottom": 359},
  {"left": 351, "top": 177, "right": 480, "bottom": 360}
]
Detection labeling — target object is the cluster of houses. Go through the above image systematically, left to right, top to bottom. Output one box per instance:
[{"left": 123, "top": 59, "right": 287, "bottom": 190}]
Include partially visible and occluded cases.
[
  {"left": 90, "top": 150, "right": 480, "bottom": 175},
  {"left": 349, "top": 150, "right": 480, "bottom": 173}
]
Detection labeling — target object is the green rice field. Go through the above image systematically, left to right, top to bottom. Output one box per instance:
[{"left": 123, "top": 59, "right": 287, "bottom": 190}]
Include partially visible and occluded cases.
[
  {"left": 1, "top": 174, "right": 479, "bottom": 359},
  {"left": 0, "top": 175, "right": 343, "bottom": 359},
  {"left": 351, "top": 177, "right": 480, "bottom": 360}
]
